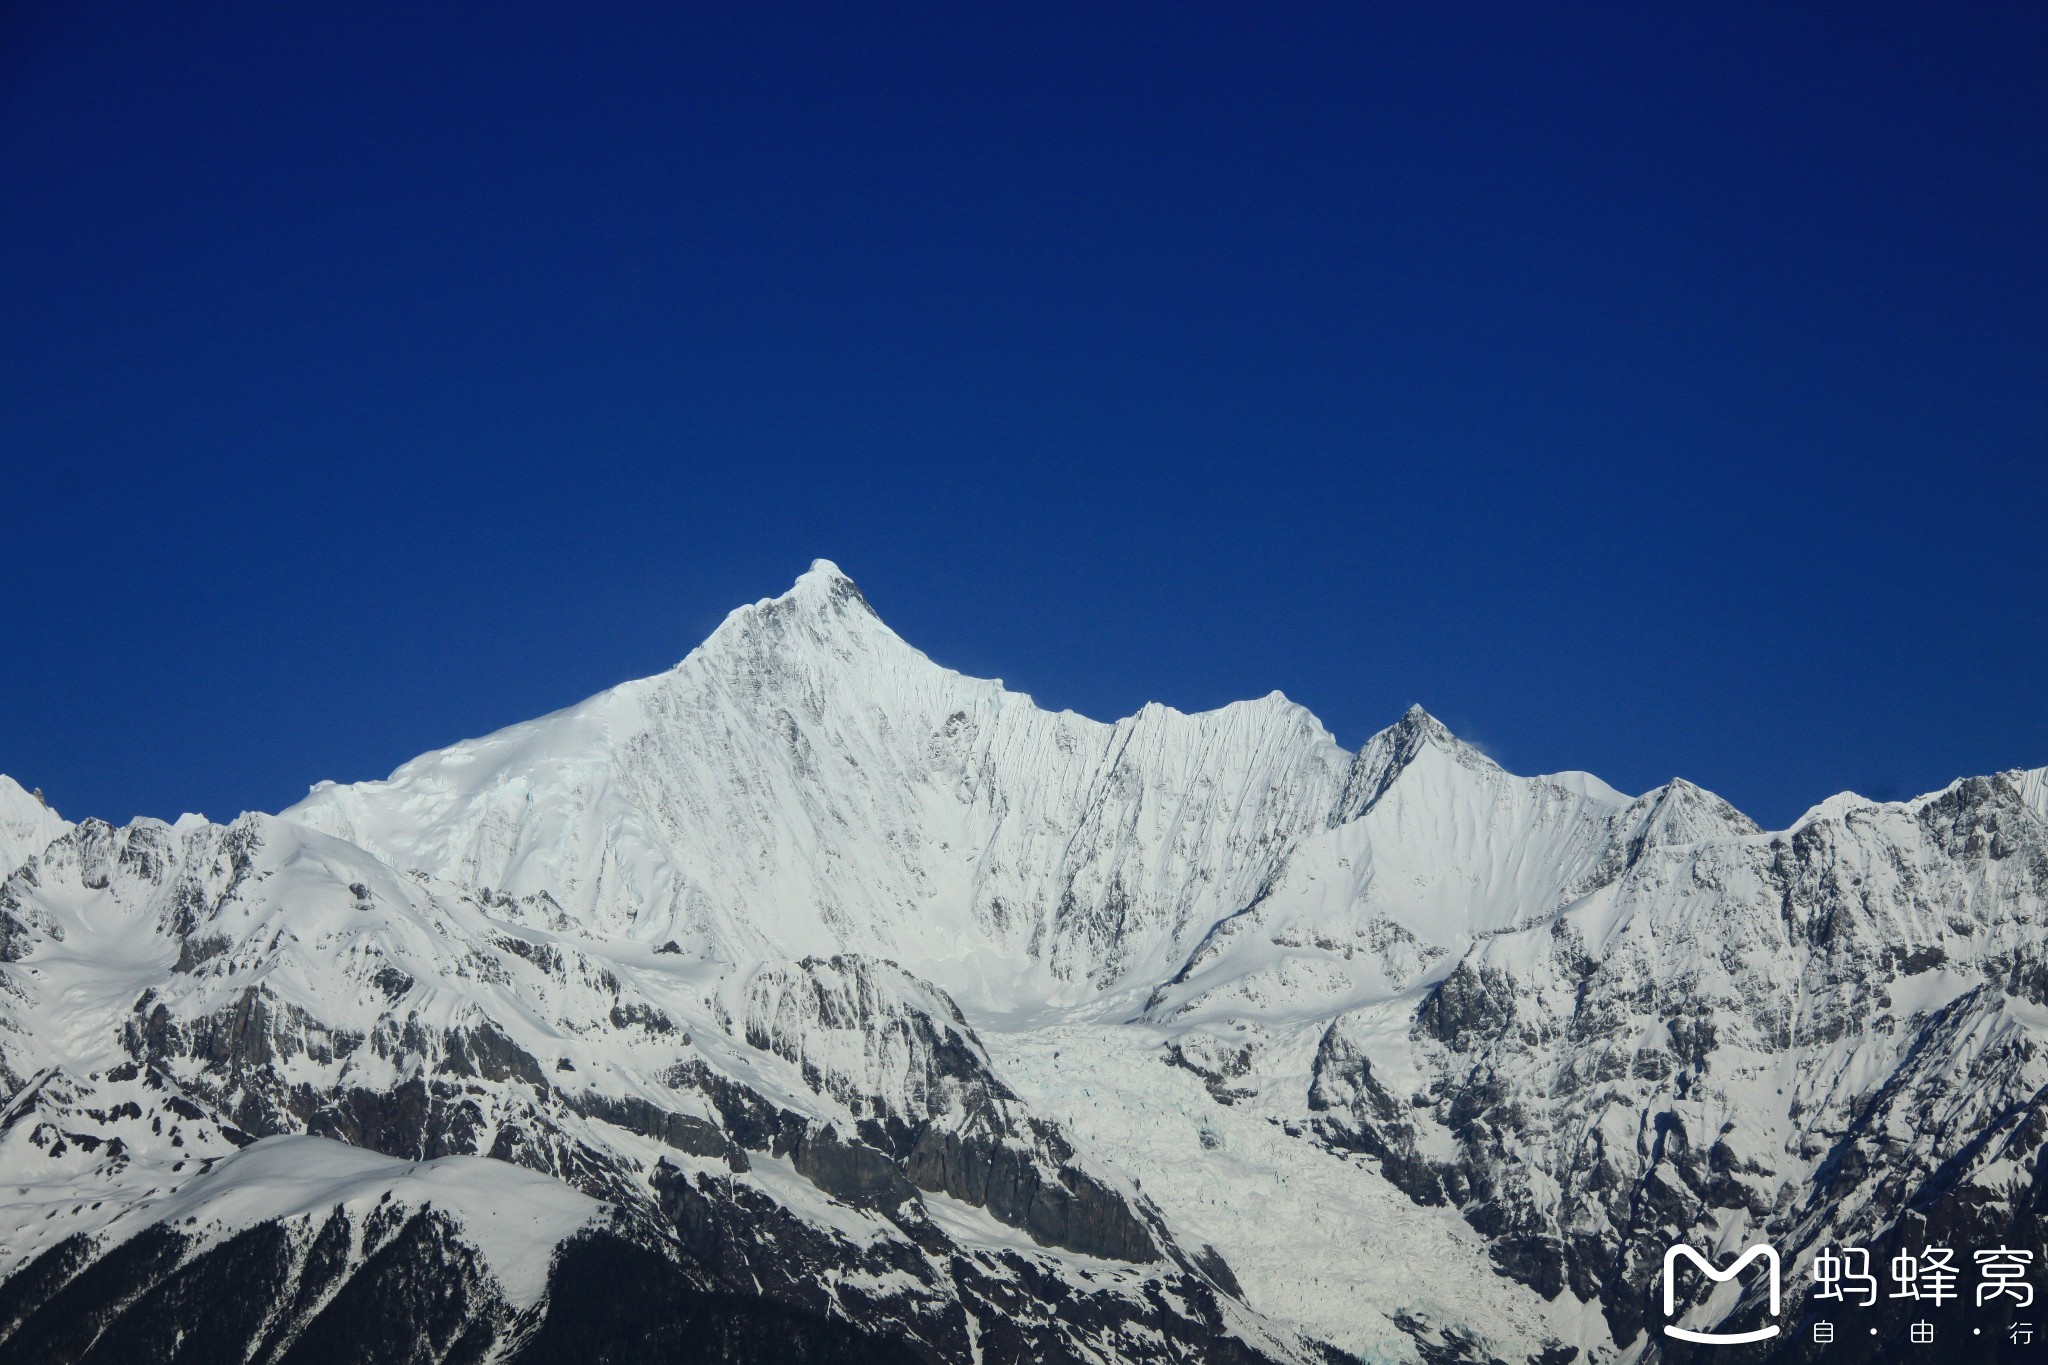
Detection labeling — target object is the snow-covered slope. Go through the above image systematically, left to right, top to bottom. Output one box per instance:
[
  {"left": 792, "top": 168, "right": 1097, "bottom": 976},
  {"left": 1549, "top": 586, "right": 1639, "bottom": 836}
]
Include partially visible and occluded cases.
[
  {"left": 1, "top": 562, "right": 2041, "bottom": 1364},
  {"left": 0, "top": 775, "right": 68, "bottom": 879},
  {"left": 0, "top": 805, "right": 1293, "bottom": 1363}
]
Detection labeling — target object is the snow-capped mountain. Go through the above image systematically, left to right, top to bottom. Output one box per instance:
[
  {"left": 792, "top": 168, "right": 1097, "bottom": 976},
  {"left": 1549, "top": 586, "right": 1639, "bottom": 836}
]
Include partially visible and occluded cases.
[
  {"left": 0, "top": 561, "right": 2041, "bottom": 1364},
  {"left": 285, "top": 565, "right": 1349, "bottom": 1019}
]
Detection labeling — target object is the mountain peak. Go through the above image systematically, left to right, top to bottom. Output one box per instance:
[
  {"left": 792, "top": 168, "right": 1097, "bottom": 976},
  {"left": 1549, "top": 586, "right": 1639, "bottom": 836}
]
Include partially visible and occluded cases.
[
  {"left": 799, "top": 557, "right": 850, "bottom": 585},
  {"left": 783, "top": 558, "right": 879, "bottom": 620},
  {"left": 683, "top": 560, "right": 890, "bottom": 670},
  {"left": 1396, "top": 703, "right": 1451, "bottom": 739},
  {"left": 1380, "top": 704, "right": 1478, "bottom": 760},
  {"left": 1332, "top": 705, "right": 1498, "bottom": 822},
  {"left": 0, "top": 774, "right": 72, "bottom": 877},
  {"left": 1624, "top": 775, "right": 1762, "bottom": 847}
]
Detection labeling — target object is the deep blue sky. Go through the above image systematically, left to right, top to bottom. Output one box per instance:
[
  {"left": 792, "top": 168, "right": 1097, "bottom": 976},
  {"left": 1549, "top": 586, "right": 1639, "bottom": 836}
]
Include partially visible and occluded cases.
[{"left": 2, "top": 3, "right": 2042, "bottom": 830}]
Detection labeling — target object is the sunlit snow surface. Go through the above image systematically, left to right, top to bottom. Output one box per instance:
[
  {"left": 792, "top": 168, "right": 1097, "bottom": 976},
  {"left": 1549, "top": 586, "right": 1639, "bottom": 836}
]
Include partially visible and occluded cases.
[
  {"left": 1, "top": 561, "right": 2043, "bottom": 1363},
  {"left": 0, "top": 776, "right": 69, "bottom": 884},
  {"left": 984, "top": 1021, "right": 1592, "bottom": 1361},
  {"left": 0, "top": 1135, "right": 599, "bottom": 1308}
]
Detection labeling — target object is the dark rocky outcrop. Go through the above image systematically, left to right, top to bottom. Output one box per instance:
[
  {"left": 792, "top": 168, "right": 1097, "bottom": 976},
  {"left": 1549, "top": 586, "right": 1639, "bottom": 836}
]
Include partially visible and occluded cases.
[
  {"left": 569, "top": 1090, "right": 748, "bottom": 1171},
  {"left": 792, "top": 1123, "right": 916, "bottom": 1209},
  {"left": 905, "top": 1128, "right": 1157, "bottom": 1263},
  {"left": 0, "top": 1215, "right": 935, "bottom": 1365},
  {"left": 514, "top": 1231, "right": 921, "bottom": 1365}
]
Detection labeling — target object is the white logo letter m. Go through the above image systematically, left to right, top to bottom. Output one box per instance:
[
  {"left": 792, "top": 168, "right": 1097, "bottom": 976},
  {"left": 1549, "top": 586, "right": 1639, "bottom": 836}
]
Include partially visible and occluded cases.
[{"left": 1662, "top": 1244, "right": 1781, "bottom": 1345}]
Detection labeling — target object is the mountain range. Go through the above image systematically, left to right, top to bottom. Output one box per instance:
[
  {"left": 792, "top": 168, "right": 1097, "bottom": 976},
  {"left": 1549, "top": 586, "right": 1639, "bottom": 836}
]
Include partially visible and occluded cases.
[{"left": 2, "top": 561, "right": 2043, "bottom": 1364}]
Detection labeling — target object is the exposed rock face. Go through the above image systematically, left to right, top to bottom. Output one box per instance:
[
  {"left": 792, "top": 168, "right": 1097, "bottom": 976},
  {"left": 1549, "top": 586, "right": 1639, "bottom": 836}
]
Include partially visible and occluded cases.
[
  {"left": 0, "top": 561, "right": 2039, "bottom": 1363},
  {"left": 1302, "top": 766, "right": 2048, "bottom": 1353},
  {"left": 0, "top": 800, "right": 1260, "bottom": 1363},
  {"left": 904, "top": 1126, "right": 1160, "bottom": 1263},
  {"left": 0, "top": 1213, "right": 923, "bottom": 1365}
]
